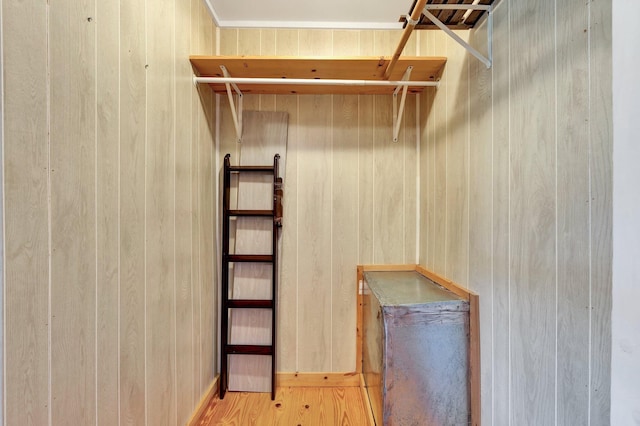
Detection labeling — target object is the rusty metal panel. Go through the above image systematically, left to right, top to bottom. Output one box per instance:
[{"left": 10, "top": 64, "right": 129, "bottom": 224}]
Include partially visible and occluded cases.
[{"left": 363, "top": 271, "right": 470, "bottom": 425}]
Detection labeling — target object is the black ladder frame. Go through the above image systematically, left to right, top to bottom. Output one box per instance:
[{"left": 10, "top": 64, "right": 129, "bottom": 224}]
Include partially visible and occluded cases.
[{"left": 220, "top": 153, "right": 282, "bottom": 400}]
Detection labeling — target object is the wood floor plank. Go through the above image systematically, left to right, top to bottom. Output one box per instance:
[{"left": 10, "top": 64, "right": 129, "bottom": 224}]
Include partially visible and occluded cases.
[{"left": 198, "top": 387, "right": 371, "bottom": 426}]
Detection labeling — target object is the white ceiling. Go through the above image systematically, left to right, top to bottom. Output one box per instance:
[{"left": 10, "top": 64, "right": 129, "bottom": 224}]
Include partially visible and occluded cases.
[{"left": 204, "top": 0, "right": 409, "bottom": 30}]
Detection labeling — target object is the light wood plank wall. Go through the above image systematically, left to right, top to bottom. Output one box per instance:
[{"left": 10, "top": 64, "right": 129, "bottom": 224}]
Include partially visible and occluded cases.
[
  {"left": 2, "top": 0, "right": 218, "bottom": 424},
  {"left": 418, "top": 0, "right": 612, "bottom": 425},
  {"left": 218, "top": 28, "right": 419, "bottom": 373}
]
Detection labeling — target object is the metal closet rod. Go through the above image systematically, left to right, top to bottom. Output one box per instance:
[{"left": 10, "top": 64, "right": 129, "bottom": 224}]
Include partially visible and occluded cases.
[{"left": 193, "top": 76, "right": 439, "bottom": 87}]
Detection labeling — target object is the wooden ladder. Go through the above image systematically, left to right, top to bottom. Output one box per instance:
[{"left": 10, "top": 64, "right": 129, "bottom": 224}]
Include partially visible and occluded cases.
[{"left": 220, "top": 153, "right": 283, "bottom": 400}]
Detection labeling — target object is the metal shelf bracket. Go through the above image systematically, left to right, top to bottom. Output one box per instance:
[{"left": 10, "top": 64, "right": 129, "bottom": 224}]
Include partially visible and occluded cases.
[
  {"left": 422, "top": 4, "right": 493, "bottom": 69},
  {"left": 220, "top": 65, "right": 244, "bottom": 142},
  {"left": 393, "top": 66, "right": 413, "bottom": 142}
]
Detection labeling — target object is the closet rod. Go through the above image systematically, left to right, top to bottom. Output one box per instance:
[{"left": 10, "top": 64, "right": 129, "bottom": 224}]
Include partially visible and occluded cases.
[{"left": 193, "top": 76, "right": 439, "bottom": 87}]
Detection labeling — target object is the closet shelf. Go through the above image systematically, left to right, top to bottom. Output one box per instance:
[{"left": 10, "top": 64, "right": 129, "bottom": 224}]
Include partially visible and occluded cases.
[{"left": 189, "top": 55, "right": 447, "bottom": 95}]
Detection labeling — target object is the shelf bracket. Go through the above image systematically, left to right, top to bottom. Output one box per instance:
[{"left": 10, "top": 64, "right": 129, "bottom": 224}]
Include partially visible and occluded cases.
[
  {"left": 422, "top": 4, "right": 493, "bottom": 69},
  {"left": 221, "top": 65, "right": 244, "bottom": 142},
  {"left": 392, "top": 66, "right": 413, "bottom": 142}
]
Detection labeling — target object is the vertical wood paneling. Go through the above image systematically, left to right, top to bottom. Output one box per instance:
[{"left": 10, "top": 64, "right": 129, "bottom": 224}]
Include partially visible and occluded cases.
[
  {"left": 3, "top": 0, "right": 50, "bottom": 424},
  {"left": 3, "top": 0, "right": 218, "bottom": 423},
  {"left": 49, "top": 0, "right": 97, "bottom": 422},
  {"left": 96, "top": 0, "right": 121, "bottom": 423},
  {"left": 119, "top": 0, "right": 147, "bottom": 423},
  {"left": 146, "top": 0, "right": 177, "bottom": 423},
  {"left": 175, "top": 0, "right": 195, "bottom": 421},
  {"left": 189, "top": 0, "right": 203, "bottom": 407},
  {"left": 197, "top": 0, "right": 216, "bottom": 396},
  {"left": 556, "top": 0, "right": 591, "bottom": 424},
  {"left": 588, "top": 0, "right": 613, "bottom": 422},
  {"left": 419, "top": 1, "right": 612, "bottom": 424},
  {"left": 509, "top": 1, "right": 556, "bottom": 423},
  {"left": 490, "top": 3, "right": 511, "bottom": 423},
  {"left": 467, "top": 21, "right": 493, "bottom": 426},
  {"left": 218, "top": 28, "right": 239, "bottom": 166},
  {"left": 274, "top": 28, "right": 299, "bottom": 372},
  {"left": 237, "top": 29, "right": 260, "bottom": 111},
  {"left": 259, "top": 29, "right": 277, "bottom": 111},
  {"left": 296, "top": 30, "right": 333, "bottom": 372},
  {"left": 418, "top": 30, "right": 436, "bottom": 271},
  {"left": 331, "top": 31, "right": 359, "bottom": 372},
  {"left": 358, "top": 31, "right": 374, "bottom": 265},
  {"left": 444, "top": 31, "right": 469, "bottom": 284},
  {"left": 371, "top": 32, "right": 405, "bottom": 263},
  {"left": 432, "top": 32, "right": 448, "bottom": 274},
  {"left": 331, "top": 93, "right": 359, "bottom": 371},
  {"left": 357, "top": 93, "right": 374, "bottom": 265},
  {"left": 297, "top": 94, "right": 333, "bottom": 371},
  {"left": 372, "top": 94, "right": 403, "bottom": 264},
  {"left": 274, "top": 96, "right": 298, "bottom": 370},
  {"left": 403, "top": 96, "right": 417, "bottom": 264}
]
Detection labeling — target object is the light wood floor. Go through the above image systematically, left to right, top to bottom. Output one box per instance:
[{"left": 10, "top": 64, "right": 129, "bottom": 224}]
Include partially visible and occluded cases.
[{"left": 197, "top": 387, "right": 373, "bottom": 425}]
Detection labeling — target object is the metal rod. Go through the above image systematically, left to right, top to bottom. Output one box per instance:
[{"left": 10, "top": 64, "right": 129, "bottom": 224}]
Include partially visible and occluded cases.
[
  {"left": 383, "top": 0, "right": 427, "bottom": 80},
  {"left": 461, "top": 0, "right": 483, "bottom": 23},
  {"left": 424, "top": 4, "right": 491, "bottom": 11},
  {"left": 422, "top": 8, "right": 492, "bottom": 69},
  {"left": 488, "top": 8, "right": 493, "bottom": 68},
  {"left": 221, "top": 65, "right": 244, "bottom": 141},
  {"left": 221, "top": 65, "right": 242, "bottom": 96},
  {"left": 393, "top": 67, "right": 413, "bottom": 142},
  {"left": 194, "top": 76, "right": 439, "bottom": 87},
  {"left": 224, "top": 82, "right": 243, "bottom": 141},
  {"left": 393, "top": 85, "right": 409, "bottom": 142}
]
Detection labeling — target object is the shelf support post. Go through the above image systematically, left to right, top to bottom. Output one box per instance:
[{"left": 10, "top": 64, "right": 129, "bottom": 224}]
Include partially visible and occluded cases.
[
  {"left": 422, "top": 5, "right": 493, "bottom": 69},
  {"left": 221, "top": 65, "right": 244, "bottom": 142},
  {"left": 392, "top": 66, "right": 413, "bottom": 143}
]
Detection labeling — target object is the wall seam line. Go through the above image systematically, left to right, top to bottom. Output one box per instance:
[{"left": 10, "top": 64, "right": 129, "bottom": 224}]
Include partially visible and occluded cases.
[
  {"left": 94, "top": 0, "right": 99, "bottom": 421},
  {"left": 117, "top": 0, "right": 122, "bottom": 422},
  {"left": 143, "top": 0, "right": 149, "bottom": 422},
  {"left": 172, "top": 0, "right": 178, "bottom": 422},
  {"left": 507, "top": 0, "right": 512, "bottom": 422},
  {"left": 46, "top": 1, "right": 52, "bottom": 424},
  {"left": 553, "top": 1, "right": 559, "bottom": 424},
  {"left": 586, "top": 1, "right": 593, "bottom": 423}
]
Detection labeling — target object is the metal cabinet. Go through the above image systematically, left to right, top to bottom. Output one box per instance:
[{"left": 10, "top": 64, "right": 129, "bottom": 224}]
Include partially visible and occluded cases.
[{"left": 362, "top": 271, "right": 470, "bottom": 425}]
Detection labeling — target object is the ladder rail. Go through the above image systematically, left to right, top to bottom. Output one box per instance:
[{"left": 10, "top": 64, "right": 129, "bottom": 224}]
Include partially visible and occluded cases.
[
  {"left": 220, "top": 154, "right": 232, "bottom": 399},
  {"left": 271, "top": 154, "right": 280, "bottom": 400}
]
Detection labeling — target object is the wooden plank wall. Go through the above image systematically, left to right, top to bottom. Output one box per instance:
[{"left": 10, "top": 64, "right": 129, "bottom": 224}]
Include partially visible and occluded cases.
[
  {"left": 2, "top": 0, "right": 218, "bottom": 424},
  {"left": 418, "top": 0, "right": 613, "bottom": 425},
  {"left": 218, "top": 28, "right": 419, "bottom": 374}
]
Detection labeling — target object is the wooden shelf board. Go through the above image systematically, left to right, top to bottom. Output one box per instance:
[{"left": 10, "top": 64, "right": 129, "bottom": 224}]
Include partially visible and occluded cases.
[{"left": 189, "top": 55, "right": 446, "bottom": 95}]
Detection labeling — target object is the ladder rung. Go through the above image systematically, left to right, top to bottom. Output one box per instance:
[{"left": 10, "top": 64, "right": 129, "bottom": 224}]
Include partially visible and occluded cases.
[
  {"left": 229, "top": 165, "right": 275, "bottom": 173},
  {"left": 228, "top": 209, "right": 274, "bottom": 217},
  {"left": 227, "top": 254, "right": 274, "bottom": 263},
  {"left": 227, "top": 299, "right": 273, "bottom": 309},
  {"left": 226, "top": 345, "right": 273, "bottom": 356}
]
